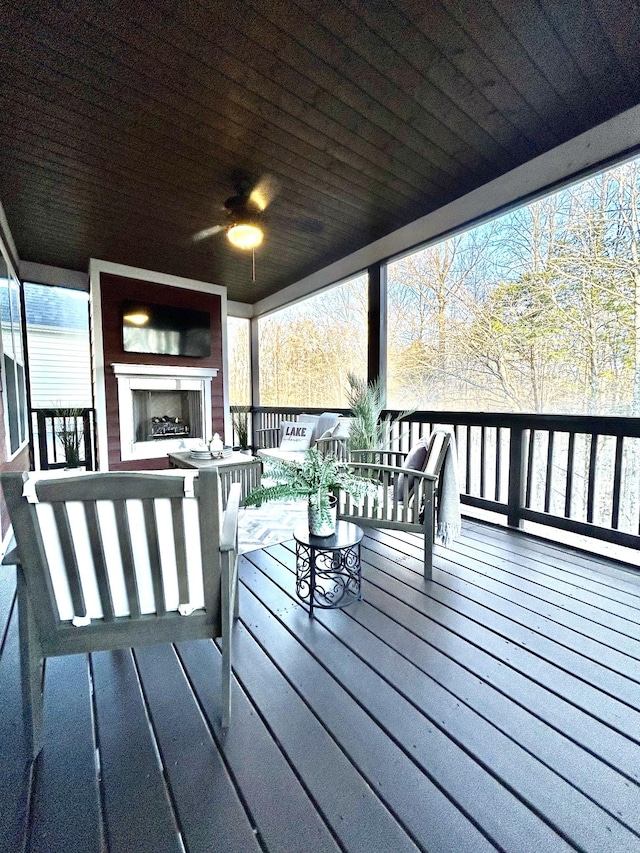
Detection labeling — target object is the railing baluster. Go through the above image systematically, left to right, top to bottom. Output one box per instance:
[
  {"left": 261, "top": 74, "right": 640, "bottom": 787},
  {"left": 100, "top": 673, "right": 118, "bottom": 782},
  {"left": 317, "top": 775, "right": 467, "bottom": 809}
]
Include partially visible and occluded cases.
[
  {"left": 36, "top": 410, "right": 49, "bottom": 470},
  {"left": 465, "top": 426, "right": 472, "bottom": 494},
  {"left": 480, "top": 426, "right": 486, "bottom": 498},
  {"left": 495, "top": 427, "right": 502, "bottom": 502},
  {"left": 525, "top": 429, "right": 536, "bottom": 508},
  {"left": 544, "top": 431, "right": 555, "bottom": 513},
  {"left": 565, "top": 432, "right": 575, "bottom": 518},
  {"left": 587, "top": 434, "right": 598, "bottom": 524},
  {"left": 612, "top": 436, "right": 624, "bottom": 530}
]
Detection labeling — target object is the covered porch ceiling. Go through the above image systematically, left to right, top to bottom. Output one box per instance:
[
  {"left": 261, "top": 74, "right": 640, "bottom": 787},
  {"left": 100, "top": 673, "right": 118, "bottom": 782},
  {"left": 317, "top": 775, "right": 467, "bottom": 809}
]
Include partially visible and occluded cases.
[{"left": 1, "top": 1, "right": 640, "bottom": 305}]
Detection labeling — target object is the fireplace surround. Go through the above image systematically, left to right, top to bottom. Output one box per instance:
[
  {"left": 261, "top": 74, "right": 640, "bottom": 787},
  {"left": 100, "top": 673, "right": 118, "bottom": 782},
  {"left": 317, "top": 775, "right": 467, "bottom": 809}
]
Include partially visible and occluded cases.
[{"left": 113, "top": 364, "right": 219, "bottom": 461}]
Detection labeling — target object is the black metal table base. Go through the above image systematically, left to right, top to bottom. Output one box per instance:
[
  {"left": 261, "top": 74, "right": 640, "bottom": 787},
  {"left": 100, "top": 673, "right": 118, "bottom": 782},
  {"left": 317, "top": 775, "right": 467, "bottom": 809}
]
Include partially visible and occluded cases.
[{"left": 294, "top": 522, "right": 364, "bottom": 617}]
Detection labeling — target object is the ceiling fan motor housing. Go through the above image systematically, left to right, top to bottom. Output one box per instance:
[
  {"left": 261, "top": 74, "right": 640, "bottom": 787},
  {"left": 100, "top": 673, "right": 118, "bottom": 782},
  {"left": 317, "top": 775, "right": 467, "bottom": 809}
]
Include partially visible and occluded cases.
[{"left": 224, "top": 194, "right": 263, "bottom": 226}]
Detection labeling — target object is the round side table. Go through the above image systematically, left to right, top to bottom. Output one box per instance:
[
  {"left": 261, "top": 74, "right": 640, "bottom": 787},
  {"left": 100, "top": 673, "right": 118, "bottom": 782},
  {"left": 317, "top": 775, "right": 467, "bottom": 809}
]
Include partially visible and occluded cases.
[{"left": 293, "top": 521, "right": 364, "bottom": 617}]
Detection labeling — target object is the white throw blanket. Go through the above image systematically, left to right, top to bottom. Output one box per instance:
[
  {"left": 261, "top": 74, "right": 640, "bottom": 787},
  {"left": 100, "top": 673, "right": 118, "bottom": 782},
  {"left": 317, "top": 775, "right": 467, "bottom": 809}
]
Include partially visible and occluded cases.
[{"left": 436, "top": 435, "right": 461, "bottom": 546}]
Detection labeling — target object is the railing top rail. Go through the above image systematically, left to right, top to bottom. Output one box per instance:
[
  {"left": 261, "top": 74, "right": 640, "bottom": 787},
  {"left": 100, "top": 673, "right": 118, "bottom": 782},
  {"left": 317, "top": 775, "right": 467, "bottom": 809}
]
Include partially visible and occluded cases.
[
  {"left": 253, "top": 406, "right": 351, "bottom": 416},
  {"left": 253, "top": 407, "right": 640, "bottom": 437}
]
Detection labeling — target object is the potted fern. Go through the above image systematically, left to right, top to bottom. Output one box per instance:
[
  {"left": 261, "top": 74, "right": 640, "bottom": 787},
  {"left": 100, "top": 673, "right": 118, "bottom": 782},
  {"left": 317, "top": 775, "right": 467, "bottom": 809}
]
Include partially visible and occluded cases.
[
  {"left": 346, "top": 373, "right": 414, "bottom": 452},
  {"left": 230, "top": 405, "right": 250, "bottom": 452},
  {"left": 50, "top": 407, "right": 84, "bottom": 468},
  {"left": 244, "top": 448, "right": 375, "bottom": 536}
]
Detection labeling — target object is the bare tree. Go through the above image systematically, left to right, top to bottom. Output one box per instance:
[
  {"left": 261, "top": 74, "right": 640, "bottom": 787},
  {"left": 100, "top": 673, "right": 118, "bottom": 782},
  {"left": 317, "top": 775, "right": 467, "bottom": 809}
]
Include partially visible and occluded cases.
[{"left": 258, "top": 276, "right": 367, "bottom": 407}]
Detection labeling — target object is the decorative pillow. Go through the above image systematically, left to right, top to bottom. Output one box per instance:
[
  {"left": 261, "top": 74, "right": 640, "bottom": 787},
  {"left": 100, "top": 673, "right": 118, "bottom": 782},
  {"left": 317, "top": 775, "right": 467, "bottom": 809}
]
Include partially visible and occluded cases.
[
  {"left": 295, "top": 412, "right": 339, "bottom": 444},
  {"left": 314, "top": 412, "right": 340, "bottom": 442},
  {"left": 297, "top": 413, "right": 320, "bottom": 431},
  {"left": 331, "top": 418, "right": 353, "bottom": 439},
  {"left": 279, "top": 421, "right": 314, "bottom": 451},
  {"left": 317, "top": 427, "right": 336, "bottom": 441},
  {"left": 394, "top": 439, "right": 430, "bottom": 502}
]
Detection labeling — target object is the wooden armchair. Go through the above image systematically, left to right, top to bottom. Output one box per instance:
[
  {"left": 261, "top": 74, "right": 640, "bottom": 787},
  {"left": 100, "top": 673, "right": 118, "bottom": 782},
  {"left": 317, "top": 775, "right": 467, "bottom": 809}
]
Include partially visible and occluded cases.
[
  {"left": 338, "top": 430, "right": 452, "bottom": 580},
  {"left": 1, "top": 468, "right": 241, "bottom": 759}
]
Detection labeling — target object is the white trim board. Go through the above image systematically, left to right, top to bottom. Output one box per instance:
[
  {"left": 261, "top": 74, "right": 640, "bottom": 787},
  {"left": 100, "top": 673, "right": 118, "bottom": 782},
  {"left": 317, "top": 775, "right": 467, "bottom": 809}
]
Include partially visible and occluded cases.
[
  {"left": 253, "top": 103, "right": 640, "bottom": 318},
  {"left": 0, "top": 198, "right": 18, "bottom": 265},
  {"left": 89, "top": 259, "right": 227, "bottom": 297},
  {"left": 19, "top": 261, "right": 88, "bottom": 291},
  {"left": 227, "top": 300, "right": 253, "bottom": 318}
]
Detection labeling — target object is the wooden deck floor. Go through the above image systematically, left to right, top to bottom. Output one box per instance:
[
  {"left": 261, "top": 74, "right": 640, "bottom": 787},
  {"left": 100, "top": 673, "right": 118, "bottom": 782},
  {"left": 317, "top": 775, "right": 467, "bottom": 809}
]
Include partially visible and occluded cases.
[{"left": 1, "top": 520, "right": 639, "bottom": 853}]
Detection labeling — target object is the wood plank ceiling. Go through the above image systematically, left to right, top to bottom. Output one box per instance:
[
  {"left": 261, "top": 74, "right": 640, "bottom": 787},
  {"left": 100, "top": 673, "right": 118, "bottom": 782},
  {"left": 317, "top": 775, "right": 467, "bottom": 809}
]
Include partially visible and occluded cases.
[{"left": 1, "top": 0, "right": 639, "bottom": 303}]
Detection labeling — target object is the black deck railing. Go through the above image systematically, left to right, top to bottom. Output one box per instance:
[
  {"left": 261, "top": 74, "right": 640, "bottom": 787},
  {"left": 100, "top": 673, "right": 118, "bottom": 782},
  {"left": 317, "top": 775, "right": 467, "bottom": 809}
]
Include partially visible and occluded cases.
[
  {"left": 253, "top": 407, "right": 640, "bottom": 556},
  {"left": 31, "top": 408, "right": 96, "bottom": 470}
]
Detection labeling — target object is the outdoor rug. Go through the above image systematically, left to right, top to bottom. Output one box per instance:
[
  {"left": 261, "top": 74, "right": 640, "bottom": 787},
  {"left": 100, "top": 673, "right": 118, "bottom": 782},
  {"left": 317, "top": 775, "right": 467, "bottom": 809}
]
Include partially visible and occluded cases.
[{"left": 238, "top": 499, "right": 308, "bottom": 553}]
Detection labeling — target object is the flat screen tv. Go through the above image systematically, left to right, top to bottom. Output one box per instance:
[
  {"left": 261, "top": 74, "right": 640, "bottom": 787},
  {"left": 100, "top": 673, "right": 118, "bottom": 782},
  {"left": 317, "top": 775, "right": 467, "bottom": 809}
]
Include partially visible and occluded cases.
[{"left": 122, "top": 301, "right": 211, "bottom": 358}]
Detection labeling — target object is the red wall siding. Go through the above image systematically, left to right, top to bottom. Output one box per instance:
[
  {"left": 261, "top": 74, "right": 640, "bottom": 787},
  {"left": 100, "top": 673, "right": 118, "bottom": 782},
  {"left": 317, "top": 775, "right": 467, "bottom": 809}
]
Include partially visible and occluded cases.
[{"left": 99, "top": 273, "right": 225, "bottom": 471}]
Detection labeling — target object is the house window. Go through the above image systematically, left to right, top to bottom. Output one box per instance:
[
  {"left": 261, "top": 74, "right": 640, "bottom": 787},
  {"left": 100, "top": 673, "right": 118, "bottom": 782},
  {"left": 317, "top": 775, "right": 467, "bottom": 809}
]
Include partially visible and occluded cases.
[
  {"left": 386, "top": 153, "right": 640, "bottom": 417},
  {"left": 0, "top": 248, "right": 28, "bottom": 455},
  {"left": 258, "top": 274, "right": 368, "bottom": 407}
]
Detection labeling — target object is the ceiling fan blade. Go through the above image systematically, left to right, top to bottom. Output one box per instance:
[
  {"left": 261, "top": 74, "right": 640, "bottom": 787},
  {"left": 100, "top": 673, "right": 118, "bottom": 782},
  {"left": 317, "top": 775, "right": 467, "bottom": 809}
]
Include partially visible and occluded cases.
[
  {"left": 248, "top": 173, "right": 279, "bottom": 212},
  {"left": 192, "top": 224, "right": 225, "bottom": 242}
]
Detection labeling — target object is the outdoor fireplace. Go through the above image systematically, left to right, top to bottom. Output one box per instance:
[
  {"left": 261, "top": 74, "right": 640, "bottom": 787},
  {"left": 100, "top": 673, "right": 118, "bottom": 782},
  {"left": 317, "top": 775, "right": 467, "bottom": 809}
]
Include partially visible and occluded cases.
[{"left": 112, "top": 364, "right": 218, "bottom": 460}]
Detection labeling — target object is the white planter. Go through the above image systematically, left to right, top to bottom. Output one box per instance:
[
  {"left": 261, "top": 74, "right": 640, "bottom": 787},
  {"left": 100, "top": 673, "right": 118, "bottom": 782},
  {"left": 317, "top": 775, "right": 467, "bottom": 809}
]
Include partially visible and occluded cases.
[{"left": 308, "top": 493, "right": 337, "bottom": 536}]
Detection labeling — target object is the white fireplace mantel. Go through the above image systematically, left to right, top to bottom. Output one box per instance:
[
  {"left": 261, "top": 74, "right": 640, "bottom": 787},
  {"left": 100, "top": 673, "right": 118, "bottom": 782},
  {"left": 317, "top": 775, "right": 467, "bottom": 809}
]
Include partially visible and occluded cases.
[
  {"left": 112, "top": 364, "right": 219, "bottom": 380},
  {"left": 113, "top": 364, "right": 219, "bottom": 461}
]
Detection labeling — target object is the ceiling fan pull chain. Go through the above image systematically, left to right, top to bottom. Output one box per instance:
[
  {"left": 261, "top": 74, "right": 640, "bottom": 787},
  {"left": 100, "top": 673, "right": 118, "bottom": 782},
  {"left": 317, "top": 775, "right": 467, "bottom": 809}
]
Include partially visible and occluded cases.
[{"left": 252, "top": 247, "right": 256, "bottom": 282}]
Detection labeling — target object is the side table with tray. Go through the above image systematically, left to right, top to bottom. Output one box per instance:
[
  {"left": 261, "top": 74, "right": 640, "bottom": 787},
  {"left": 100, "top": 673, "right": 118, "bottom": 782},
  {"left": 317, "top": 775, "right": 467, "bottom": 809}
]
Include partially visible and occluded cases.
[{"left": 167, "top": 450, "right": 262, "bottom": 506}]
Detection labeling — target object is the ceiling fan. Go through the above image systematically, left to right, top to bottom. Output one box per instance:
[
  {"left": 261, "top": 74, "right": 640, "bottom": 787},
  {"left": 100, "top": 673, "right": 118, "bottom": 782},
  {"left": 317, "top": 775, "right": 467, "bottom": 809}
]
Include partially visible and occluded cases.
[
  {"left": 192, "top": 173, "right": 324, "bottom": 281},
  {"left": 193, "top": 174, "right": 279, "bottom": 251}
]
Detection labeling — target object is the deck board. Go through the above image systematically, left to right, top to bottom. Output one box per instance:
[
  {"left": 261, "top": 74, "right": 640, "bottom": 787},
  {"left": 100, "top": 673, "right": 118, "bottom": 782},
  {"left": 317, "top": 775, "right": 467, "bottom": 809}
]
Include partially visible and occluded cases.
[
  {"left": 1, "top": 520, "right": 640, "bottom": 852},
  {"left": 460, "top": 525, "right": 640, "bottom": 597},
  {"left": 444, "top": 531, "right": 640, "bottom": 622},
  {"left": 362, "top": 533, "right": 640, "bottom": 729},
  {"left": 263, "top": 544, "right": 639, "bottom": 851},
  {"left": 434, "top": 548, "right": 640, "bottom": 674},
  {"left": 240, "top": 553, "right": 493, "bottom": 853},
  {"left": 0, "top": 566, "right": 16, "bottom": 646},
  {"left": 359, "top": 567, "right": 640, "bottom": 785},
  {"left": 322, "top": 573, "right": 640, "bottom": 836},
  {"left": 0, "top": 601, "right": 31, "bottom": 853},
  {"left": 219, "top": 615, "right": 427, "bottom": 853},
  {"left": 176, "top": 639, "right": 343, "bottom": 853},
  {"left": 134, "top": 643, "right": 262, "bottom": 853},
  {"left": 91, "top": 649, "right": 183, "bottom": 853},
  {"left": 29, "top": 655, "right": 103, "bottom": 853}
]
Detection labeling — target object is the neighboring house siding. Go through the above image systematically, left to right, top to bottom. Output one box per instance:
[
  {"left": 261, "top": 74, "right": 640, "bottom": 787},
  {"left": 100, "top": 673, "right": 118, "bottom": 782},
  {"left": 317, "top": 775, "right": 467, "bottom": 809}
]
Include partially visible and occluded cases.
[{"left": 27, "top": 326, "right": 92, "bottom": 408}]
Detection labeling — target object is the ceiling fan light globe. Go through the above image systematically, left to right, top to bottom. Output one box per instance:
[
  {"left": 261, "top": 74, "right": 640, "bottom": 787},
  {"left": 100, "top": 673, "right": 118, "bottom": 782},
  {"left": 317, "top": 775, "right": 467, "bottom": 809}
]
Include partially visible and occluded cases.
[{"left": 227, "top": 223, "right": 263, "bottom": 249}]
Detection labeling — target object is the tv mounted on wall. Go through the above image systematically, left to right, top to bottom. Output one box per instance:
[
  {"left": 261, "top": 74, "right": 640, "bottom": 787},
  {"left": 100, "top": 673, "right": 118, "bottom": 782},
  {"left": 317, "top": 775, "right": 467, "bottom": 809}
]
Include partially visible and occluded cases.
[{"left": 122, "top": 301, "right": 211, "bottom": 358}]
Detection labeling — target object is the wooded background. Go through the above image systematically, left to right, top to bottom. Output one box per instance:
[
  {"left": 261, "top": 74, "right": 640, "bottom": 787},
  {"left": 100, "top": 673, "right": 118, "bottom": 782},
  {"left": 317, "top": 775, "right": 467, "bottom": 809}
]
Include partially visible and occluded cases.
[{"left": 251, "top": 156, "right": 640, "bottom": 418}]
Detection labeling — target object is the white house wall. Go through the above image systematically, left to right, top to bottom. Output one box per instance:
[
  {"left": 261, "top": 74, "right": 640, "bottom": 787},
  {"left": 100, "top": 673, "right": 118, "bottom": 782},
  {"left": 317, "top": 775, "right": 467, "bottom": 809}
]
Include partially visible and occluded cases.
[{"left": 27, "top": 326, "right": 92, "bottom": 408}]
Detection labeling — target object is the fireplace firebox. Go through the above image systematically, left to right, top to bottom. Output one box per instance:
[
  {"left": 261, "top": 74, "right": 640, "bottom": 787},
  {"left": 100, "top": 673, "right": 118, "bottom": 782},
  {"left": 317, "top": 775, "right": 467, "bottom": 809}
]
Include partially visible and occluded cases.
[{"left": 132, "top": 389, "right": 203, "bottom": 442}]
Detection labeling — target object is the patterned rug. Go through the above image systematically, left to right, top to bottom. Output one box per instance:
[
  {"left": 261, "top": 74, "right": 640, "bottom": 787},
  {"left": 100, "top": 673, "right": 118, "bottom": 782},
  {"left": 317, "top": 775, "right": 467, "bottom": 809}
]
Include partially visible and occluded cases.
[{"left": 238, "top": 499, "right": 308, "bottom": 553}]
